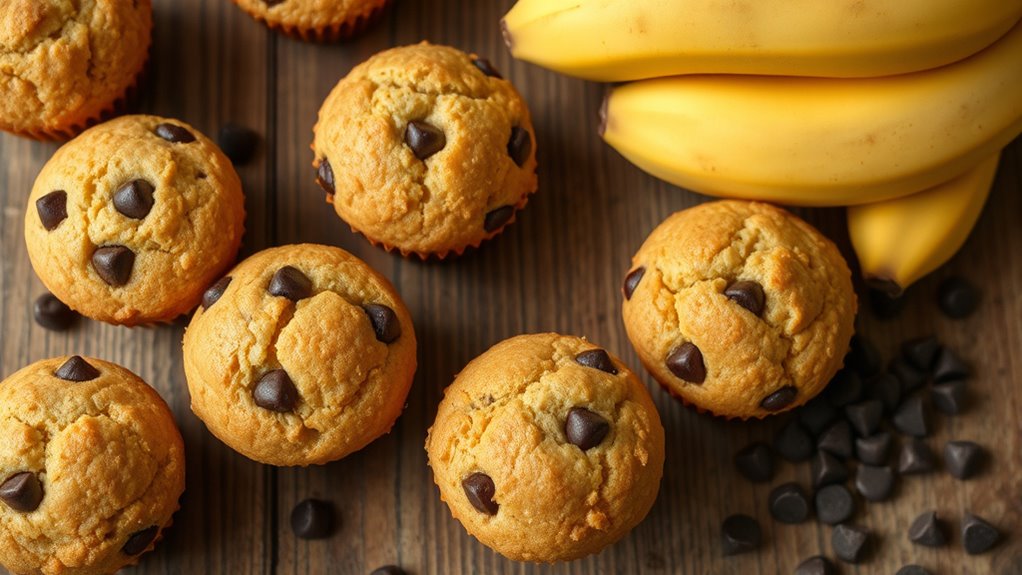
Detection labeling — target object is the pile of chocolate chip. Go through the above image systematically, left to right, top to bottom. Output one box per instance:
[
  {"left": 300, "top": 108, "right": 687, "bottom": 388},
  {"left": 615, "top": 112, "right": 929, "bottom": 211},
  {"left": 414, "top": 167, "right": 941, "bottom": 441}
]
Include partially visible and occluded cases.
[{"left": 721, "top": 277, "right": 1001, "bottom": 574}]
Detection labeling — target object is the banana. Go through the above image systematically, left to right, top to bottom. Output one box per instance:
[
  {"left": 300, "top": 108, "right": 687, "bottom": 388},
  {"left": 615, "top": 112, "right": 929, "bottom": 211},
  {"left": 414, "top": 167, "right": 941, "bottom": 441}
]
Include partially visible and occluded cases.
[
  {"left": 502, "top": 0, "right": 1022, "bottom": 81},
  {"left": 600, "top": 18, "right": 1022, "bottom": 207},
  {"left": 848, "top": 154, "right": 1000, "bottom": 295}
]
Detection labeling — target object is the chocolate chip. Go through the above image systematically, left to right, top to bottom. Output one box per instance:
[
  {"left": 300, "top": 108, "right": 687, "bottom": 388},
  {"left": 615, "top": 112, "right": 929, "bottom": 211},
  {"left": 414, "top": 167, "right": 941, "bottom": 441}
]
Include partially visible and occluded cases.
[
  {"left": 263, "top": 0, "right": 285, "bottom": 5},
  {"left": 472, "top": 57, "right": 502, "bottom": 78},
  {"left": 405, "top": 121, "right": 446, "bottom": 160},
  {"left": 155, "top": 123, "right": 195, "bottom": 143},
  {"left": 218, "top": 123, "right": 259, "bottom": 165},
  {"left": 507, "top": 126, "right": 532, "bottom": 167},
  {"left": 316, "top": 158, "right": 335, "bottom": 195},
  {"left": 112, "top": 179, "right": 155, "bottom": 219},
  {"left": 36, "top": 190, "right": 68, "bottom": 231},
  {"left": 483, "top": 205, "right": 515, "bottom": 232},
  {"left": 92, "top": 245, "right": 135, "bottom": 286},
  {"left": 268, "top": 266, "right": 312, "bottom": 301},
  {"left": 622, "top": 267, "right": 645, "bottom": 300},
  {"left": 202, "top": 276, "right": 232, "bottom": 310},
  {"left": 938, "top": 276, "right": 979, "bottom": 319},
  {"left": 724, "top": 280, "right": 765, "bottom": 316},
  {"left": 869, "top": 287, "right": 905, "bottom": 319},
  {"left": 33, "top": 293, "right": 77, "bottom": 331},
  {"left": 363, "top": 304, "right": 401, "bottom": 343},
  {"left": 902, "top": 336, "right": 940, "bottom": 371},
  {"left": 666, "top": 342, "right": 706, "bottom": 383},
  {"left": 933, "top": 348, "right": 970, "bottom": 383},
  {"left": 574, "top": 349, "right": 617, "bottom": 374},
  {"left": 54, "top": 356, "right": 100, "bottom": 382},
  {"left": 889, "top": 358, "right": 926, "bottom": 393},
  {"left": 824, "top": 369, "right": 862, "bottom": 407},
  {"left": 252, "top": 370, "right": 299, "bottom": 412},
  {"left": 864, "top": 372, "right": 901, "bottom": 413},
  {"left": 931, "top": 380, "right": 967, "bottom": 415},
  {"left": 761, "top": 386, "right": 798, "bottom": 411},
  {"left": 892, "top": 394, "right": 929, "bottom": 437},
  {"left": 797, "top": 397, "right": 838, "bottom": 436},
  {"left": 845, "top": 400, "right": 883, "bottom": 437},
  {"left": 565, "top": 407, "right": 610, "bottom": 450},
  {"left": 774, "top": 420, "right": 813, "bottom": 463},
  {"left": 817, "top": 420, "right": 853, "bottom": 460},
  {"left": 855, "top": 432, "right": 892, "bottom": 466},
  {"left": 898, "top": 438, "right": 937, "bottom": 475},
  {"left": 944, "top": 440, "right": 984, "bottom": 480},
  {"left": 734, "top": 442, "right": 773, "bottom": 483},
  {"left": 810, "top": 450, "right": 848, "bottom": 489},
  {"left": 854, "top": 465, "right": 894, "bottom": 502},
  {"left": 0, "top": 472, "right": 43, "bottom": 512},
  {"left": 462, "top": 472, "right": 498, "bottom": 515},
  {"left": 768, "top": 482, "right": 810, "bottom": 524},
  {"left": 815, "top": 484, "right": 856, "bottom": 525},
  {"left": 290, "top": 499, "right": 334, "bottom": 539},
  {"left": 908, "top": 511, "right": 947, "bottom": 547},
  {"left": 961, "top": 513, "right": 1000, "bottom": 554},
  {"left": 720, "top": 514, "right": 761, "bottom": 556},
  {"left": 831, "top": 524, "right": 871, "bottom": 563},
  {"left": 122, "top": 525, "right": 159, "bottom": 555},
  {"left": 795, "top": 556, "right": 837, "bottom": 575},
  {"left": 896, "top": 566, "right": 931, "bottom": 575},
  {"left": 370, "top": 567, "right": 405, "bottom": 575}
]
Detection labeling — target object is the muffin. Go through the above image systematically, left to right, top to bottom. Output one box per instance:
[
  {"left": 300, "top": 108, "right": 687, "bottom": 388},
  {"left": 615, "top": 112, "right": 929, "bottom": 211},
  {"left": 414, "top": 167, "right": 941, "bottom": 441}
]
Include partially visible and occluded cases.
[
  {"left": 0, "top": 0, "right": 152, "bottom": 139},
  {"left": 230, "top": 0, "right": 388, "bottom": 42},
  {"left": 311, "top": 42, "right": 538, "bottom": 258},
  {"left": 25, "top": 115, "right": 246, "bottom": 326},
  {"left": 622, "top": 200, "right": 857, "bottom": 419},
  {"left": 183, "top": 244, "right": 417, "bottom": 466},
  {"left": 426, "top": 333, "right": 665, "bottom": 562},
  {"left": 0, "top": 356, "right": 185, "bottom": 575}
]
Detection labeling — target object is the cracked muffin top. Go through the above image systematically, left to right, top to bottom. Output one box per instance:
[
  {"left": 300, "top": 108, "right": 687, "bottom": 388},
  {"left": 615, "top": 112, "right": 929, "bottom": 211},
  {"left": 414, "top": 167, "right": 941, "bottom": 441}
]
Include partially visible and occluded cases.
[
  {"left": 0, "top": 0, "right": 152, "bottom": 139},
  {"left": 311, "top": 42, "right": 538, "bottom": 258},
  {"left": 24, "top": 114, "right": 246, "bottom": 326},
  {"left": 622, "top": 200, "right": 857, "bottom": 419},
  {"left": 183, "top": 243, "right": 417, "bottom": 467},
  {"left": 425, "top": 333, "right": 664, "bottom": 562},
  {"left": 0, "top": 355, "right": 184, "bottom": 575}
]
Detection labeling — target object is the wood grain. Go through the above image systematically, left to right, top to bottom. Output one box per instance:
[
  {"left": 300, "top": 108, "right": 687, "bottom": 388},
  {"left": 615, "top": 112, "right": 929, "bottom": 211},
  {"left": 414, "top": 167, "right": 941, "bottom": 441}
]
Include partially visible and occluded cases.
[{"left": 0, "top": 1, "right": 1020, "bottom": 573}]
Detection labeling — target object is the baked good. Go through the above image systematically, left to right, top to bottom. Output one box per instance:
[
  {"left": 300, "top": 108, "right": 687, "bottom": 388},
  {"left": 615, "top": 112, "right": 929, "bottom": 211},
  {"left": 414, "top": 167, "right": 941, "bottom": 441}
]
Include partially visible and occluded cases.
[
  {"left": 0, "top": 0, "right": 152, "bottom": 139},
  {"left": 230, "top": 0, "right": 388, "bottom": 42},
  {"left": 311, "top": 42, "right": 538, "bottom": 258},
  {"left": 25, "top": 114, "right": 246, "bottom": 326},
  {"left": 622, "top": 200, "right": 857, "bottom": 419},
  {"left": 183, "top": 243, "right": 417, "bottom": 466},
  {"left": 425, "top": 333, "right": 664, "bottom": 562},
  {"left": 0, "top": 355, "right": 185, "bottom": 575}
]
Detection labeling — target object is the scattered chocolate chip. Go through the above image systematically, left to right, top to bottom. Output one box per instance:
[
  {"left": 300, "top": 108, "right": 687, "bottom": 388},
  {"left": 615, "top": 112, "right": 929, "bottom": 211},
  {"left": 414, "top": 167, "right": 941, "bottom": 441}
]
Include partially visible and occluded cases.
[
  {"left": 472, "top": 58, "right": 502, "bottom": 78},
  {"left": 405, "top": 121, "right": 446, "bottom": 160},
  {"left": 155, "top": 123, "right": 195, "bottom": 143},
  {"left": 218, "top": 123, "right": 259, "bottom": 165},
  {"left": 507, "top": 126, "right": 532, "bottom": 167},
  {"left": 316, "top": 158, "right": 335, "bottom": 196},
  {"left": 113, "top": 179, "right": 155, "bottom": 219},
  {"left": 36, "top": 190, "right": 68, "bottom": 231},
  {"left": 483, "top": 205, "right": 515, "bottom": 232},
  {"left": 92, "top": 245, "right": 135, "bottom": 286},
  {"left": 268, "top": 266, "right": 312, "bottom": 302},
  {"left": 622, "top": 267, "right": 645, "bottom": 300},
  {"left": 202, "top": 276, "right": 232, "bottom": 310},
  {"left": 938, "top": 277, "right": 980, "bottom": 319},
  {"left": 724, "top": 280, "right": 765, "bottom": 316},
  {"left": 869, "top": 287, "right": 905, "bottom": 319},
  {"left": 33, "top": 293, "right": 77, "bottom": 331},
  {"left": 363, "top": 304, "right": 401, "bottom": 343},
  {"left": 846, "top": 335, "right": 883, "bottom": 378},
  {"left": 902, "top": 336, "right": 940, "bottom": 371},
  {"left": 666, "top": 342, "right": 706, "bottom": 383},
  {"left": 933, "top": 348, "right": 970, "bottom": 383},
  {"left": 574, "top": 349, "right": 617, "bottom": 374},
  {"left": 54, "top": 356, "right": 100, "bottom": 382},
  {"left": 889, "top": 358, "right": 926, "bottom": 393},
  {"left": 824, "top": 369, "right": 862, "bottom": 407},
  {"left": 252, "top": 370, "right": 299, "bottom": 412},
  {"left": 864, "top": 372, "right": 901, "bottom": 413},
  {"left": 931, "top": 380, "right": 967, "bottom": 415},
  {"left": 761, "top": 386, "right": 798, "bottom": 412},
  {"left": 892, "top": 394, "right": 929, "bottom": 437},
  {"left": 798, "top": 397, "right": 837, "bottom": 436},
  {"left": 845, "top": 400, "right": 883, "bottom": 437},
  {"left": 565, "top": 407, "right": 610, "bottom": 451},
  {"left": 774, "top": 420, "right": 814, "bottom": 463},
  {"left": 817, "top": 420, "right": 853, "bottom": 460},
  {"left": 855, "top": 432, "right": 892, "bottom": 466},
  {"left": 898, "top": 438, "right": 937, "bottom": 475},
  {"left": 944, "top": 440, "right": 984, "bottom": 480},
  {"left": 734, "top": 443, "right": 773, "bottom": 483},
  {"left": 811, "top": 450, "right": 848, "bottom": 489},
  {"left": 854, "top": 465, "right": 894, "bottom": 502},
  {"left": 0, "top": 472, "right": 43, "bottom": 512},
  {"left": 462, "top": 472, "right": 498, "bottom": 515},
  {"left": 768, "top": 482, "right": 810, "bottom": 524},
  {"left": 816, "top": 484, "right": 856, "bottom": 525},
  {"left": 290, "top": 499, "right": 334, "bottom": 539},
  {"left": 908, "top": 511, "right": 947, "bottom": 547},
  {"left": 962, "top": 513, "right": 1000, "bottom": 554},
  {"left": 721, "top": 514, "right": 761, "bottom": 556},
  {"left": 831, "top": 524, "right": 871, "bottom": 563},
  {"left": 122, "top": 525, "right": 159, "bottom": 555},
  {"left": 795, "top": 556, "right": 837, "bottom": 575},
  {"left": 370, "top": 566, "right": 405, "bottom": 575},
  {"left": 896, "top": 567, "right": 931, "bottom": 575}
]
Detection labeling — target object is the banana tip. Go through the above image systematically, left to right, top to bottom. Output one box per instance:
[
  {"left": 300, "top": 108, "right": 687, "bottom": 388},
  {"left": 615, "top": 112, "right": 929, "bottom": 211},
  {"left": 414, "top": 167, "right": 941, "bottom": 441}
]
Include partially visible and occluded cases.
[
  {"left": 500, "top": 18, "right": 514, "bottom": 52},
  {"left": 598, "top": 89, "right": 610, "bottom": 137},
  {"left": 866, "top": 277, "right": 905, "bottom": 299}
]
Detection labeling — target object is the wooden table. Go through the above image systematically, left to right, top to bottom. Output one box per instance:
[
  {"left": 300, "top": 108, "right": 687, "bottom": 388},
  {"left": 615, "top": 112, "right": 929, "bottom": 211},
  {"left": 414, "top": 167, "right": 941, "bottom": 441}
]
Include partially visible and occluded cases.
[{"left": 1, "top": 1, "right": 1019, "bottom": 573}]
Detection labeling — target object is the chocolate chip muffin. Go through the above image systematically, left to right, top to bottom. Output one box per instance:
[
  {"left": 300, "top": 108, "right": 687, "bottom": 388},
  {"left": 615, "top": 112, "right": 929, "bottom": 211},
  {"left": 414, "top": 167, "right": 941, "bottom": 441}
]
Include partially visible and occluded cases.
[
  {"left": 0, "top": 0, "right": 152, "bottom": 139},
  {"left": 231, "top": 0, "right": 388, "bottom": 42},
  {"left": 312, "top": 42, "right": 538, "bottom": 258},
  {"left": 25, "top": 115, "right": 246, "bottom": 326},
  {"left": 622, "top": 200, "right": 857, "bottom": 419},
  {"left": 183, "top": 244, "right": 417, "bottom": 466},
  {"left": 425, "top": 333, "right": 665, "bottom": 562},
  {"left": 0, "top": 356, "right": 185, "bottom": 575}
]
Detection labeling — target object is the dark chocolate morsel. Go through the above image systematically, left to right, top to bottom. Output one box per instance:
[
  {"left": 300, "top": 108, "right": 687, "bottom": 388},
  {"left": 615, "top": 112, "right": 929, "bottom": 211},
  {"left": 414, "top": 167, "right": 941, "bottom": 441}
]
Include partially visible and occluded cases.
[
  {"left": 155, "top": 123, "right": 195, "bottom": 143},
  {"left": 36, "top": 191, "right": 68, "bottom": 231},
  {"left": 483, "top": 205, "right": 515, "bottom": 233},
  {"left": 268, "top": 266, "right": 312, "bottom": 302},
  {"left": 622, "top": 267, "right": 645, "bottom": 300},
  {"left": 202, "top": 276, "right": 232, "bottom": 310},
  {"left": 363, "top": 304, "right": 402, "bottom": 343},
  {"left": 666, "top": 342, "right": 706, "bottom": 383},
  {"left": 54, "top": 356, "right": 100, "bottom": 382},
  {"left": 252, "top": 370, "right": 299, "bottom": 412},
  {"left": 564, "top": 407, "right": 610, "bottom": 451},
  {"left": 0, "top": 472, "right": 43, "bottom": 512},
  {"left": 462, "top": 472, "right": 498, "bottom": 515},
  {"left": 290, "top": 499, "right": 334, "bottom": 539},
  {"left": 721, "top": 514, "right": 761, "bottom": 556},
  {"left": 122, "top": 525, "right": 159, "bottom": 555}
]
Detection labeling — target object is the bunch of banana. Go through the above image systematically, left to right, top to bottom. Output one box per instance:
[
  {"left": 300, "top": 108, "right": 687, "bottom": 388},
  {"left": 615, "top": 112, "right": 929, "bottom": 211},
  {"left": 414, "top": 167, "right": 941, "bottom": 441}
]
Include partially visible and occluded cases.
[{"left": 502, "top": 0, "right": 1022, "bottom": 290}]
